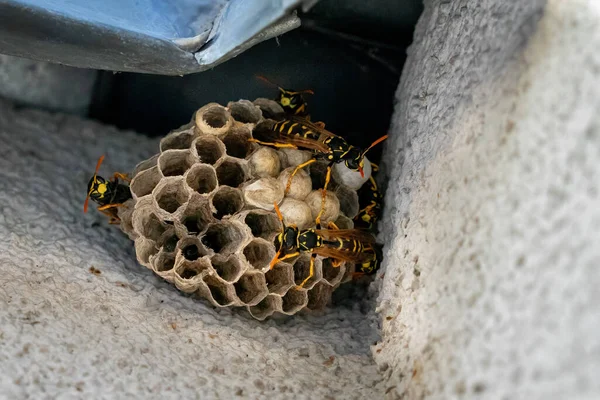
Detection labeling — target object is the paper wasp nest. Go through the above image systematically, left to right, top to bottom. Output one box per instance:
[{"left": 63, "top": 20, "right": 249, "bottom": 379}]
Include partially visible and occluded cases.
[{"left": 119, "top": 99, "right": 363, "bottom": 320}]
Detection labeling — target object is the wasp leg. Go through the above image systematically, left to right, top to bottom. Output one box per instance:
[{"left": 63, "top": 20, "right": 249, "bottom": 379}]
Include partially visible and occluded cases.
[
  {"left": 313, "top": 121, "right": 326, "bottom": 129},
  {"left": 248, "top": 138, "right": 298, "bottom": 149},
  {"left": 285, "top": 158, "right": 317, "bottom": 194},
  {"left": 371, "top": 163, "right": 379, "bottom": 172},
  {"left": 315, "top": 164, "right": 332, "bottom": 226},
  {"left": 112, "top": 172, "right": 131, "bottom": 182},
  {"left": 97, "top": 203, "right": 124, "bottom": 211},
  {"left": 97, "top": 203, "right": 125, "bottom": 224},
  {"left": 97, "top": 208, "right": 121, "bottom": 224},
  {"left": 327, "top": 221, "right": 340, "bottom": 230},
  {"left": 279, "top": 251, "right": 300, "bottom": 263},
  {"left": 296, "top": 253, "right": 317, "bottom": 290}
]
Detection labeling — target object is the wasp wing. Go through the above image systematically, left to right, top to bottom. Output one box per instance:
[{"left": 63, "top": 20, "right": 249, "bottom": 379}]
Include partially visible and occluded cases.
[
  {"left": 288, "top": 115, "right": 340, "bottom": 139},
  {"left": 252, "top": 125, "right": 330, "bottom": 153},
  {"left": 314, "top": 228, "right": 376, "bottom": 244},
  {"left": 312, "top": 246, "right": 375, "bottom": 263}
]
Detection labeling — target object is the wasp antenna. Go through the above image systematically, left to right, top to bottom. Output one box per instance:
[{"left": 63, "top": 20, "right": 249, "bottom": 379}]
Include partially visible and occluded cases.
[
  {"left": 256, "top": 74, "right": 280, "bottom": 89},
  {"left": 256, "top": 75, "right": 314, "bottom": 95},
  {"left": 296, "top": 89, "right": 315, "bottom": 95},
  {"left": 361, "top": 135, "right": 389, "bottom": 157},
  {"left": 84, "top": 155, "right": 106, "bottom": 213},
  {"left": 95, "top": 155, "right": 106, "bottom": 174},
  {"left": 83, "top": 194, "right": 91, "bottom": 213}
]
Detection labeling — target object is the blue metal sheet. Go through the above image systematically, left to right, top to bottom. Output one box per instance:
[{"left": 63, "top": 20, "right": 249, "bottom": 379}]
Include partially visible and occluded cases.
[{"left": 0, "top": 0, "right": 309, "bottom": 75}]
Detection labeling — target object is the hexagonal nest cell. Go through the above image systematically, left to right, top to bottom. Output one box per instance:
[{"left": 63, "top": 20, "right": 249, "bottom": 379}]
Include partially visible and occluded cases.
[
  {"left": 119, "top": 98, "right": 376, "bottom": 319},
  {"left": 216, "top": 158, "right": 247, "bottom": 187},
  {"left": 185, "top": 164, "right": 218, "bottom": 195},
  {"left": 154, "top": 178, "right": 189, "bottom": 216},
  {"left": 211, "top": 186, "right": 244, "bottom": 219},
  {"left": 201, "top": 222, "right": 246, "bottom": 255},
  {"left": 243, "top": 239, "right": 275, "bottom": 270}
]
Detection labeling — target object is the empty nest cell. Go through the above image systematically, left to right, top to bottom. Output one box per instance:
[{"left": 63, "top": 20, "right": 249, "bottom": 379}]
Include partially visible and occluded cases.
[
  {"left": 228, "top": 100, "right": 262, "bottom": 124},
  {"left": 196, "top": 104, "right": 233, "bottom": 134},
  {"left": 221, "top": 126, "right": 253, "bottom": 159},
  {"left": 160, "top": 129, "right": 196, "bottom": 151},
  {"left": 193, "top": 135, "right": 225, "bottom": 165},
  {"left": 158, "top": 150, "right": 196, "bottom": 177},
  {"left": 216, "top": 158, "right": 247, "bottom": 187},
  {"left": 185, "top": 164, "right": 218, "bottom": 195},
  {"left": 130, "top": 166, "right": 161, "bottom": 199},
  {"left": 154, "top": 178, "right": 190, "bottom": 215},
  {"left": 211, "top": 186, "right": 244, "bottom": 219},
  {"left": 180, "top": 194, "right": 213, "bottom": 235},
  {"left": 243, "top": 210, "right": 281, "bottom": 240},
  {"left": 136, "top": 211, "right": 167, "bottom": 241},
  {"left": 201, "top": 222, "right": 246, "bottom": 255},
  {"left": 158, "top": 229, "right": 180, "bottom": 253},
  {"left": 176, "top": 237, "right": 209, "bottom": 261},
  {"left": 242, "top": 239, "right": 276, "bottom": 270},
  {"left": 153, "top": 251, "right": 176, "bottom": 273},
  {"left": 211, "top": 254, "right": 245, "bottom": 283},
  {"left": 175, "top": 257, "right": 211, "bottom": 281},
  {"left": 264, "top": 263, "right": 295, "bottom": 295},
  {"left": 233, "top": 272, "right": 268, "bottom": 306},
  {"left": 204, "top": 275, "right": 236, "bottom": 307},
  {"left": 281, "top": 288, "right": 308, "bottom": 314},
  {"left": 248, "top": 294, "right": 281, "bottom": 321}
]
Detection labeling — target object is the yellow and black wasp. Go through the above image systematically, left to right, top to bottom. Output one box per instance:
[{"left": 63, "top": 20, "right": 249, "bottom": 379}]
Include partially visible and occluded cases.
[
  {"left": 256, "top": 75, "right": 314, "bottom": 118},
  {"left": 250, "top": 117, "right": 388, "bottom": 224},
  {"left": 84, "top": 155, "right": 132, "bottom": 224},
  {"left": 353, "top": 165, "right": 382, "bottom": 231},
  {"left": 270, "top": 202, "right": 378, "bottom": 288},
  {"left": 354, "top": 244, "right": 383, "bottom": 276}
]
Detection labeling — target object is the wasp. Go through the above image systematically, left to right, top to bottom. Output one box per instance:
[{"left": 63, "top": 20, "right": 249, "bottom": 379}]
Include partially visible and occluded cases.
[
  {"left": 256, "top": 75, "right": 314, "bottom": 118},
  {"left": 250, "top": 117, "right": 388, "bottom": 224},
  {"left": 84, "top": 155, "right": 132, "bottom": 224},
  {"left": 354, "top": 164, "right": 382, "bottom": 231},
  {"left": 270, "top": 202, "right": 378, "bottom": 288},
  {"left": 354, "top": 244, "right": 383, "bottom": 276}
]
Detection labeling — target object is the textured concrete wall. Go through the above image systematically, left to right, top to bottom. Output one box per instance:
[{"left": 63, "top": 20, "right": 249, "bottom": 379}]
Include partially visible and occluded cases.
[
  {"left": 376, "top": 0, "right": 600, "bottom": 398},
  {"left": 0, "top": 54, "right": 96, "bottom": 115}
]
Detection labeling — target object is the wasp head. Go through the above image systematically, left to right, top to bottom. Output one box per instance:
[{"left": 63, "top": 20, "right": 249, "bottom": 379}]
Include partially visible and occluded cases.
[
  {"left": 344, "top": 135, "right": 389, "bottom": 178},
  {"left": 343, "top": 146, "right": 365, "bottom": 177},
  {"left": 87, "top": 175, "right": 109, "bottom": 203}
]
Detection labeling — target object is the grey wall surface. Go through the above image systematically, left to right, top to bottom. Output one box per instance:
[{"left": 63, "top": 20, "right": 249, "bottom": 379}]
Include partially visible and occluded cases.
[{"left": 376, "top": 0, "right": 600, "bottom": 398}]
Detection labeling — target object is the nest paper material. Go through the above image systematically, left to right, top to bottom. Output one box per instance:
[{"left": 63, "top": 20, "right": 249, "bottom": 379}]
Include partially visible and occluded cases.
[{"left": 118, "top": 98, "right": 371, "bottom": 320}]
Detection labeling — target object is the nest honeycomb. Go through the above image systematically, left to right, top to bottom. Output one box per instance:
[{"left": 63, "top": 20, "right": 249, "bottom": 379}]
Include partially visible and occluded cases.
[{"left": 119, "top": 99, "right": 366, "bottom": 320}]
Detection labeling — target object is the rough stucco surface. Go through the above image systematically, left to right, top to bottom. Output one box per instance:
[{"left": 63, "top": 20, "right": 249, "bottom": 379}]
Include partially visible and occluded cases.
[
  {"left": 376, "top": 0, "right": 600, "bottom": 399},
  {"left": 0, "top": 54, "right": 96, "bottom": 115},
  {"left": 0, "top": 100, "right": 383, "bottom": 398}
]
